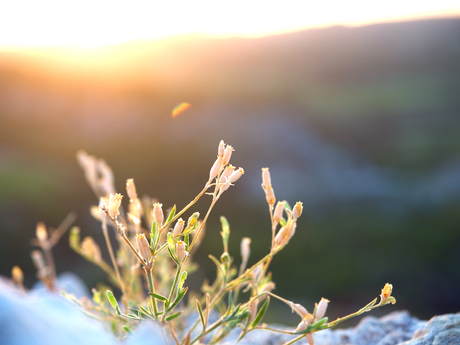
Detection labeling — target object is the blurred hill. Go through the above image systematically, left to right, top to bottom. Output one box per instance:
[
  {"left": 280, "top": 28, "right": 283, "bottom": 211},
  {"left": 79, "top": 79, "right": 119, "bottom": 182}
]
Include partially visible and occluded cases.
[{"left": 1, "top": 18, "right": 460, "bottom": 324}]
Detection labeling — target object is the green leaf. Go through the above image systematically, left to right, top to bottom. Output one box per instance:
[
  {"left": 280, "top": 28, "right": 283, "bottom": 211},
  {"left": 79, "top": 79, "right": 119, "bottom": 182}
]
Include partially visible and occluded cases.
[
  {"left": 283, "top": 200, "right": 292, "bottom": 211},
  {"left": 165, "top": 205, "right": 176, "bottom": 227},
  {"left": 220, "top": 216, "right": 230, "bottom": 253},
  {"left": 280, "top": 217, "right": 287, "bottom": 227},
  {"left": 150, "top": 221, "right": 158, "bottom": 251},
  {"left": 69, "top": 226, "right": 80, "bottom": 251},
  {"left": 167, "top": 232, "right": 175, "bottom": 249},
  {"left": 184, "top": 234, "right": 190, "bottom": 249},
  {"left": 167, "top": 246, "right": 180, "bottom": 265},
  {"left": 208, "top": 255, "right": 224, "bottom": 277},
  {"left": 178, "top": 271, "right": 187, "bottom": 292},
  {"left": 167, "top": 287, "right": 188, "bottom": 311},
  {"left": 106, "top": 290, "right": 118, "bottom": 310},
  {"left": 226, "top": 290, "right": 233, "bottom": 316},
  {"left": 149, "top": 292, "right": 169, "bottom": 303},
  {"left": 250, "top": 297, "right": 270, "bottom": 328},
  {"left": 196, "top": 299, "right": 206, "bottom": 330},
  {"left": 138, "top": 305, "right": 152, "bottom": 317},
  {"left": 166, "top": 312, "right": 182, "bottom": 321},
  {"left": 313, "top": 317, "right": 328, "bottom": 328},
  {"left": 122, "top": 325, "right": 133, "bottom": 335}
]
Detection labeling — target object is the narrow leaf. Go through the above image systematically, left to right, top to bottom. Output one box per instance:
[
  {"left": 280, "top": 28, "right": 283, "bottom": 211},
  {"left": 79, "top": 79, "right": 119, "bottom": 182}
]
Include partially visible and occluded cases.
[
  {"left": 165, "top": 205, "right": 176, "bottom": 226},
  {"left": 150, "top": 221, "right": 158, "bottom": 251},
  {"left": 168, "top": 246, "right": 180, "bottom": 265},
  {"left": 208, "top": 255, "right": 224, "bottom": 277},
  {"left": 178, "top": 271, "right": 187, "bottom": 292},
  {"left": 167, "top": 287, "right": 188, "bottom": 311},
  {"left": 106, "top": 290, "right": 118, "bottom": 310},
  {"left": 149, "top": 292, "right": 169, "bottom": 303},
  {"left": 250, "top": 297, "right": 270, "bottom": 328},
  {"left": 196, "top": 299, "right": 206, "bottom": 331},
  {"left": 139, "top": 305, "right": 151, "bottom": 316},
  {"left": 166, "top": 311, "right": 182, "bottom": 321},
  {"left": 122, "top": 325, "right": 133, "bottom": 334}
]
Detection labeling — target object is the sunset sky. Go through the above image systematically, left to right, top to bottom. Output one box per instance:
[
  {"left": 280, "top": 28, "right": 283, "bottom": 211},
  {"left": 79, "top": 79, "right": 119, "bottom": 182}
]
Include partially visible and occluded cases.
[{"left": 1, "top": 0, "right": 459, "bottom": 48}]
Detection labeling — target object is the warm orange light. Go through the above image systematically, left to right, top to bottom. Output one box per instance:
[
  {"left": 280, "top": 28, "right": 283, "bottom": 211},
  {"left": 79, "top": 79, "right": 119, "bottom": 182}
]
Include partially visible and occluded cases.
[
  {"left": 0, "top": 0, "right": 459, "bottom": 48},
  {"left": 172, "top": 103, "right": 191, "bottom": 118}
]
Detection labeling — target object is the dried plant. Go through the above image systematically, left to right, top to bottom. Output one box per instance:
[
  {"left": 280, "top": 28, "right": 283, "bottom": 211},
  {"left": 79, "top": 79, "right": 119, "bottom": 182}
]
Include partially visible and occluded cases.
[{"left": 18, "top": 140, "right": 395, "bottom": 344}]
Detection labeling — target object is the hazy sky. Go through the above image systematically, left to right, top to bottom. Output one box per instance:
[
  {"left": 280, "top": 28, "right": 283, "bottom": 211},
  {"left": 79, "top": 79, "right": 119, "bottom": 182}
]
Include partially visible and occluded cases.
[{"left": 1, "top": 0, "right": 459, "bottom": 47}]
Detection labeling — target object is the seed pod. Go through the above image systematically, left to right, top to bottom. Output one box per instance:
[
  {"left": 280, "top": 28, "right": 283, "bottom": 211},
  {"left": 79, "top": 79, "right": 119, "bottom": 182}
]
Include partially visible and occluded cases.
[
  {"left": 218, "top": 140, "right": 225, "bottom": 157},
  {"left": 222, "top": 145, "right": 234, "bottom": 166},
  {"left": 209, "top": 157, "right": 223, "bottom": 182},
  {"left": 261, "top": 168, "right": 271, "bottom": 189},
  {"left": 126, "top": 179, "right": 137, "bottom": 200},
  {"left": 108, "top": 194, "right": 123, "bottom": 218},
  {"left": 274, "top": 201, "right": 285, "bottom": 223},
  {"left": 292, "top": 202, "right": 303, "bottom": 219},
  {"left": 153, "top": 203, "right": 164, "bottom": 228},
  {"left": 173, "top": 218, "right": 185, "bottom": 237},
  {"left": 136, "top": 233, "right": 151, "bottom": 262},
  {"left": 175, "top": 240, "right": 188, "bottom": 263},
  {"left": 315, "top": 298, "right": 330, "bottom": 320}
]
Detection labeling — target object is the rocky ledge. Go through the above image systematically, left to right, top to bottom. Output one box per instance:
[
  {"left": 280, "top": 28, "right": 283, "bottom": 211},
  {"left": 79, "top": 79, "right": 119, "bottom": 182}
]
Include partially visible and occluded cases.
[{"left": 1, "top": 273, "right": 459, "bottom": 345}]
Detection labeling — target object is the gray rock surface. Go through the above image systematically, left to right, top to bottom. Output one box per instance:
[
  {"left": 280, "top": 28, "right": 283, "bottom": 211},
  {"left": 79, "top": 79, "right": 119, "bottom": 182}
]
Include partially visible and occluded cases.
[{"left": 0, "top": 274, "right": 459, "bottom": 345}]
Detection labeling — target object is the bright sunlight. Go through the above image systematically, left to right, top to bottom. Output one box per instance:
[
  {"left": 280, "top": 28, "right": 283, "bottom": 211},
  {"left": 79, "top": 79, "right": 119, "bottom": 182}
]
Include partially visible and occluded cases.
[{"left": 1, "top": 0, "right": 459, "bottom": 48}]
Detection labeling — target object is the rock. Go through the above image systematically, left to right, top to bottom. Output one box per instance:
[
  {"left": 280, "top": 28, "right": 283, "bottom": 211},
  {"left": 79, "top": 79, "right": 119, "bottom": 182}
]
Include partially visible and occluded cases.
[
  {"left": 0, "top": 274, "right": 458, "bottom": 345},
  {"left": 0, "top": 275, "right": 115, "bottom": 345},
  {"left": 399, "top": 313, "right": 460, "bottom": 345}
]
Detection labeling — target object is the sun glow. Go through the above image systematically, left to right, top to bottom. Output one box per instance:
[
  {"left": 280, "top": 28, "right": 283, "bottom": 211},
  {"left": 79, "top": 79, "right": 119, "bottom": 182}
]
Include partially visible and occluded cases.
[{"left": 1, "top": 0, "right": 459, "bottom": 48}]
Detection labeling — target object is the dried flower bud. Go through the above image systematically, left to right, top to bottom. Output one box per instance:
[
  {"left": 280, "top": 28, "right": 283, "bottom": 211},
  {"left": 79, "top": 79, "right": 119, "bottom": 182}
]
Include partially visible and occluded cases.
[
  {"left": 218, "top": 140, "right": 225, "bottom": 157},
  {"left": 222, "top": 145, "right": 234, "bottom": 166},
  {"left": 209, "top": 156, "right": 223, "bottom": 182},
  {"left": 219, "top": 165, "right": 235, "bottom": 185},
  {"left": 228, "top": 167, "right": 244, "bottom": 184},
  {"left": 261, "top": 168, "right": 271, "bottom": 189},
  {"left": 126, "top": 179, "right": 137, "bottom": 200},
  {"left": 264, "top": 185, "right": 276, "bottom": 205},
  {"left": 108, "top": 193, "right": 123, "bottom": 218},
  {"left": 274, "top": 201, "right": 285, "bottom": 223},
  {"left": 292, "top": 202, "right": 303, "bottom": 219},
  {"left": 153, "top": 203, "right": 164, "bottom": 227},
  {"left": 173, "top": 218, "right": 185, "bottom": 237},
  {"left": 274, "top": 218, "right": 296, "bottom": 249},
  {"left": 36, "top": 222, "right": 48, "bottom": 242},
  {"left": 136, "top": 233, "right": 151, "bottom": 262},
  {"left": 81, "top": 237, "right": 102, "bottom": 262},
  {"left": 240, "top": 237, "right": 251, "bottom": 265},
  {"left": 175, "top": 240, "right": 188, "bottom": 263},
  {"left": 11, "top": 266, "right": 24, "bottom": 286},
  {"left": 380, "top": 283, "right": 395, "bottom": 304},
  {"left": 315, "top": 298, "right": 330, "bottom": 320},
  {"left": 249, "top": 299, "right": 259, "bottom": 324},
  {"left": 289, "top": 302, "right": 309, "bottom": 319}
]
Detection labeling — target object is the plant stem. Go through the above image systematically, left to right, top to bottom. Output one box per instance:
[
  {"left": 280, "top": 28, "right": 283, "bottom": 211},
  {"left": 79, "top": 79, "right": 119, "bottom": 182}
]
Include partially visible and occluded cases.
[
  {"left": 101, "top": 218, "right": 126, "bottom": 297},
  {"left": 162, "top": 264, "right": 183, "bottom": 322},
  {"left": 145, "top": 267, "right": 159, "bottom": 319}
]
